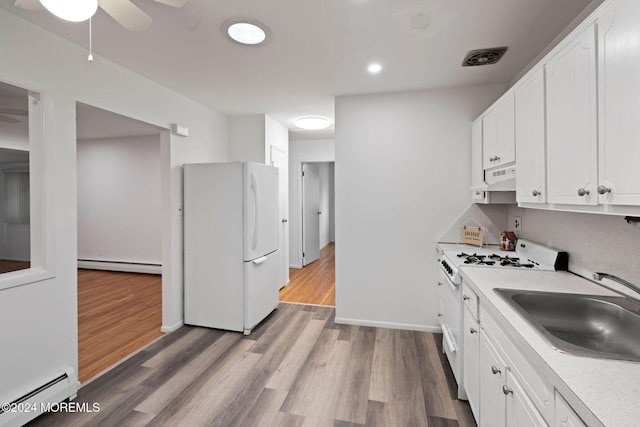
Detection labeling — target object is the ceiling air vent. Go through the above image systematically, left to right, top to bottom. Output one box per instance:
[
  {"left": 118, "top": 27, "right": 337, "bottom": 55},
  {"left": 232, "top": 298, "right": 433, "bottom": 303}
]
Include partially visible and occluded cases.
[{"left": 462, "top": 47, "right": 508, "bottom": 67}]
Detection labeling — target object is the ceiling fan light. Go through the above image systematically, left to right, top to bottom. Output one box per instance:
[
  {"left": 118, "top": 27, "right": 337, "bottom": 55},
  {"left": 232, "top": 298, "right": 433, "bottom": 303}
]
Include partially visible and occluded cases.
[
  {"left": 39, "top": 0, "right": 98, "bottom": 22},
  {"left": 295, "top": 117, "right": 331, "bottom": 130}
]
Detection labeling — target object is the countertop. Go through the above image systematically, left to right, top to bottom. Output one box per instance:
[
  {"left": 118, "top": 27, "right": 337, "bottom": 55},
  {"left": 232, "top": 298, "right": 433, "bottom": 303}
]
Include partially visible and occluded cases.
[{"left": 457, "top": 266, "right": 640, "bottom": 427}]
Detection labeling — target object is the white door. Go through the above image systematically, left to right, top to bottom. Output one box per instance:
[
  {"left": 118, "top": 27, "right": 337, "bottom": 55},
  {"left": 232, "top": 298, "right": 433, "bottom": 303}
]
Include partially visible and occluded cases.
[
  {"left": 598, "top": 0, "right": 640, "bottom": 206},
  {"left": 546, "top": 23, "right": 598, "bottom": 205},
  {"left": 515, "top": 67, "right": 546, "bottom": 203},
  {"left": 270, "top": 146, "right": 289, "bottom": 289},
  {"left": 243, "top": 162, "right": 279, "bottom": 261},
  {"left": 302, "top": 163, "right": 320, "bottom": 266}
]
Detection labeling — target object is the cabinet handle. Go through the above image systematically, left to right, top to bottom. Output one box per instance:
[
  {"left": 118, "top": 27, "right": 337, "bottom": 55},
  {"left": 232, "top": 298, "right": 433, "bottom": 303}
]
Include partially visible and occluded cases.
[
  {"left": 494, "top": 156, "right": 500, "bottom": 162},
  {"left": 598, "top": 185, "right": 612, "bottom": 195},
  {"left": 577, "top": 188, "right": 590, "bottom": 196},
  {"left": 532, "top": 190, "right": 541, "bottom": 197},
  {"left": 463, "top": 295, "right": 470, "bottom": 301},
  {"left": 437, "top": 313, "right": 442, "bottom": 317},
  {"left": 469, "top": 327, "right": 477, "bottom": 334},
  {"left": 491, "top": 365, "right": 501, "bottom": 375},
  {"left": 502, "top": 385, "right": 513, "bottom": 396}
]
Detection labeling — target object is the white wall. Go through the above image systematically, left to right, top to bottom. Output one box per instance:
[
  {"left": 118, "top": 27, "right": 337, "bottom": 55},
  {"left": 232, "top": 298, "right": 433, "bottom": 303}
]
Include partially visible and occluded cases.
[
  {"left": 0, "top": 8, "right": 227, "bottom": 408},
  {"left": 335, "top": 84, "right": 506, "bottom": 331},
  {"left": 228, "top": 115, "right": 266, "bottom": 162},
  {"left": 77, "top": 135, "right": 161, "bottom": 266},
  {"left": 288, "top": 139, "right": 335, "bottom": 267},
  {"left": 318, "top": 162, "right": 335, "bottom": 248},
  {"left": 508, "top": 207, "right": 640, "bottom": 287}
]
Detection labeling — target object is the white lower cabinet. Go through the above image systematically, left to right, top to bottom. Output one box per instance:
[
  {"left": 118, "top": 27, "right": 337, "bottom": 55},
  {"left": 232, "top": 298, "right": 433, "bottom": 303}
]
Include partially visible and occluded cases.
[
  {"left": 461, "top": 281, "right": 585, "bottom": 427},
  {"left": 463, "top": 307, "right": 480, "bottom": 421},
  {"left": 479, "top": 329, "right": 506, "bottom": 427},
  {"left": 505, "top": 370, "right": 549, "bottom": 427}
]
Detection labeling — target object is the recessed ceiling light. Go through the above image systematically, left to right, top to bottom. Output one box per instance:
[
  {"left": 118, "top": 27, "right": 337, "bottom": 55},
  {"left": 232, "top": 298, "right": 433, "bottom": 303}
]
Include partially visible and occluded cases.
[
  {"left": 224, "top": 20, "right": 268, "bottom": 45},
  {"left": 368, "top": 63, "right": 383, "bottom": 74},
  {"left": 295, "top": 117, "right": 331, "bottom": 130}
]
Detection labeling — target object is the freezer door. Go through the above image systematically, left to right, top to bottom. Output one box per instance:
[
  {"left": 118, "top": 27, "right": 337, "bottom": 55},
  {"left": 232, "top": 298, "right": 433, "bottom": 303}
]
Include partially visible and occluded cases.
[
  {"left": 244, "top": 162, "right": 279, "bottom": 261},
  {"left": 244, "top": 250, "right": 279, "bottom": 332}
]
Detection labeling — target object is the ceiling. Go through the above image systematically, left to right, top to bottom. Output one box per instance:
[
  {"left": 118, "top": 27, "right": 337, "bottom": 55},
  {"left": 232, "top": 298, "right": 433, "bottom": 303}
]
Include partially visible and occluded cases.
[{"left": 0, "top": 0, "right": 599, "bottom": 138}]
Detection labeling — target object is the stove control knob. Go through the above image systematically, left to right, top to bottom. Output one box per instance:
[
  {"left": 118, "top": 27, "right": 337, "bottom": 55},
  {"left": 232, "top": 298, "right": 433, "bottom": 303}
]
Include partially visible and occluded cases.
[{"left": 577, "top": 188, "right": 590, "bottom": 196}]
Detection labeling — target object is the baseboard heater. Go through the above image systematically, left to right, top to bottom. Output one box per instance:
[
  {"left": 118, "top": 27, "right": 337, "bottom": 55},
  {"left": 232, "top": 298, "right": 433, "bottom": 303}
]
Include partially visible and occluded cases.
[
  {"left": 77, "top": 259, "right": 162, "bottom": 274},
  {"left": 0, "top": 367, "right": 78, "bottom": 427}
]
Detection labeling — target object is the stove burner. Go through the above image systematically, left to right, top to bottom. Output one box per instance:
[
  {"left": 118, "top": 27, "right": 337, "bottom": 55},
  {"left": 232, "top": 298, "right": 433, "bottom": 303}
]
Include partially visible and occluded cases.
[
  {"left": 455, "top": 252, "right": 537, "bottom": 268},
  {"left": 457, "top": 252, "right": 496, "bottom": 266}
]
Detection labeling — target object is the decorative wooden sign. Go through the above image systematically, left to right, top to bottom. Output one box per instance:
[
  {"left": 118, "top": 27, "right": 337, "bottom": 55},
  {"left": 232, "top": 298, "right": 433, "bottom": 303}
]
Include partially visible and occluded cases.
[{"left": 462, "top": 226, "right": 484, "bottom": 247}]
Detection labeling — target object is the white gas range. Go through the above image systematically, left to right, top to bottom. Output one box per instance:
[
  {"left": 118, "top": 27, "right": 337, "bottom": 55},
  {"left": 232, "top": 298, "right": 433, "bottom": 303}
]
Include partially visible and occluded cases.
[{"left": 437, "top": 239, "right": 568, "bottom": 399}]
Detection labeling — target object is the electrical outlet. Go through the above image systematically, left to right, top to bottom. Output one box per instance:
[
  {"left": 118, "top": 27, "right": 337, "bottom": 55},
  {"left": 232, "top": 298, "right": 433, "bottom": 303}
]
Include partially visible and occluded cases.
[{"left": 513, "top": 216, "right": 522, "bottom": 232}]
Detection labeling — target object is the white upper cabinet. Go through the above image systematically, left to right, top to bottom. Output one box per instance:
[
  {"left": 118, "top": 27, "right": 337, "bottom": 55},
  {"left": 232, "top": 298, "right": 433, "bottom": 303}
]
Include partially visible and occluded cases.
[
  {"left": 597, "top": 0, "right": 640, "bottom": 206},
  {"left": 546, "top": 23, "right": 598, "bottom": 205},
  {"left": 515, "top": 67, "right": 546, "bottom": 203},
  {"left": 483, "top": 92, "right": 516, "bottom": 170}
]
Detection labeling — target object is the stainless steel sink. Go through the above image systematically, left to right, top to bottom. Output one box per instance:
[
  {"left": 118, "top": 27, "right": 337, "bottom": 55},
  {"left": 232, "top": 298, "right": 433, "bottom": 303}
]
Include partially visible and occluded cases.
[{"left": 494, "top": 288, "right": 640, "bottom": 362}]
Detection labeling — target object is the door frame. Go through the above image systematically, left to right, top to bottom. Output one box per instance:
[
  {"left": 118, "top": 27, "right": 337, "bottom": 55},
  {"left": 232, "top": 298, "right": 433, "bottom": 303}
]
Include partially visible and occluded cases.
[{"left": 294, "top": 160, "right": 335, "bottom": 268}]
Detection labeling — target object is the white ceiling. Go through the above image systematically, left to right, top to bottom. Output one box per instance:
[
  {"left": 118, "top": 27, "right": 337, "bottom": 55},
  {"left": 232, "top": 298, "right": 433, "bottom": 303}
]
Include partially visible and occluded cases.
[{"left": 0, "top": 0, "right": 599, "bottom": 137}]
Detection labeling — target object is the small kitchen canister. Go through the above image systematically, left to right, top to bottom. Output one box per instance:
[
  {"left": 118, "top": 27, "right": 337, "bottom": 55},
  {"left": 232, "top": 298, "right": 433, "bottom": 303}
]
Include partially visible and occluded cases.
[{"left": 500, "top": 231, "right": 517, "bottom": 251}]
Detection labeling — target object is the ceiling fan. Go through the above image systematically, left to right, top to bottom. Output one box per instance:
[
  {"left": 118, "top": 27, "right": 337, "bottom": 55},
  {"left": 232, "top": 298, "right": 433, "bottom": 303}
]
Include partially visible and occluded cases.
[{"left": 12, "top": 0, "right": 188, "bottom": 31}]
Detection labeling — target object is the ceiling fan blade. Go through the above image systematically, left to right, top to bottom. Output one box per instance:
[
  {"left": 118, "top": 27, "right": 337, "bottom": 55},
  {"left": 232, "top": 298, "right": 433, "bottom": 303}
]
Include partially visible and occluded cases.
[
  {"left": 12, "top": 0, "right": 45, "bottom": 11},
  {"left": 98, "top": 0, "right": 153, "bottom": 31},
  {"left": 152, "top": 0, "right": 188, "bottom": 7},
  {"left": 0, "top": 114, "right": 20, "bottom": 124}
]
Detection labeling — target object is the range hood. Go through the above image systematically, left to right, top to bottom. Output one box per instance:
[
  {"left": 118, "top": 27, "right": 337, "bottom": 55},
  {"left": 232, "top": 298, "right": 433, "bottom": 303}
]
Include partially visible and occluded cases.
[
  {"left": 471, "top": 165, "right": 516, "bottom": 204},
  {"left": 481, "top": 165, "right": 516, "bottom": 191}
]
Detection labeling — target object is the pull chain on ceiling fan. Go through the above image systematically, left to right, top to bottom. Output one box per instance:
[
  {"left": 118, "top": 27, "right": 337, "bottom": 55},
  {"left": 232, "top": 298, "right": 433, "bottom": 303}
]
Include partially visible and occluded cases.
[{"left": 13, "top": 0, "right": 188, "bottom": 31}]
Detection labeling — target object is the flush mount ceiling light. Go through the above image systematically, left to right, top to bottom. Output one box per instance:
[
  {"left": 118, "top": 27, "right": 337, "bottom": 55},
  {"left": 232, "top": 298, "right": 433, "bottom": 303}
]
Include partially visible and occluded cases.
[
  {"left": 38, "top": 0, "right": 98, "bottom": 22},
  {"left": 224, "top": 19, "right": 269, "bottom": 45},
  {"left": 368, "top": 62, "right": 383, "bottom": 74},
  {"left": 295, "top": 117, "right": 331, "bottom": 130}
]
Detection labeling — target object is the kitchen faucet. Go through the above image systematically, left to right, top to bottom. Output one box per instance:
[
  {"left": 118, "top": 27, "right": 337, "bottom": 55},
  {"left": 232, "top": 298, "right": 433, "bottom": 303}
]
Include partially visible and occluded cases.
[{"left": 592, "top": 272, "right": 640, "bottom": 301}]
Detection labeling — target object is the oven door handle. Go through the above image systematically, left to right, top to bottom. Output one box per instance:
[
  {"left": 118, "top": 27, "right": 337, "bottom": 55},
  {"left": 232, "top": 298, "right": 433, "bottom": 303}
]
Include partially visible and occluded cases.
[{"left": 441, "top": 324, "right": 458, "bottom": 353}]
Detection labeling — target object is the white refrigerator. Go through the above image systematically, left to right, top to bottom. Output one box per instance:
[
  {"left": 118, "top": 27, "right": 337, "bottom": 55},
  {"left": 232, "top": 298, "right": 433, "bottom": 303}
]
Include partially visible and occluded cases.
[{"left": 183, "top": 161, "right": 279, "bottom": 334}]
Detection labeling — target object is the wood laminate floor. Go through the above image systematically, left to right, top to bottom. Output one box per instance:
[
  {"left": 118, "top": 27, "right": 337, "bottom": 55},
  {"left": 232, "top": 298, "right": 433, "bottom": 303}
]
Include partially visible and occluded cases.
[
  {"left": 280, "top": 242, "right": 335, "bottom": 306},
  {"left": 0, "top": 259, "right": 30, "bottom": 274},
  {"left": 78, "top": 269, "right": 163, "bottom": 383},
  {"left": 30, "top": 303, "right": 474, "bottom": 427}
]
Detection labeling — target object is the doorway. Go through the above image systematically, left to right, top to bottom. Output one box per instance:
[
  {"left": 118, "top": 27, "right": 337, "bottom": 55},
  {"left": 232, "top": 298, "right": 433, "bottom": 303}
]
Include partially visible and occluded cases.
[
  {"left": 76, "top": 103, "right": 164, "bottom": 382},
  {"left": 280, "top": 161, "right": 335, "bottom": 306}
]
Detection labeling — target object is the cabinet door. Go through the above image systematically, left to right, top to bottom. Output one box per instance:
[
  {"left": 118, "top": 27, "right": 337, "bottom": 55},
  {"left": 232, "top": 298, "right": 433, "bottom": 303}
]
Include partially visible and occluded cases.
[
  {"left": 598, "top": 0, "right": 640, "bottom": 206},
  {"left": 546, "top": 23, "right": 598, "bottom": 205},
  {"left": 515, "top": 67, "right": 546, "bottom": 203},
  {"left": 483, "top": 92, "right": 515, "bottom": 169},
  {"left": 471, "top": 119, "right": 488, "bottom": 202},
  {"left": 463, "top": 308, "right": 480, "bottom": 422},
  {"left": 479, "top": 330, "right": 506, "bottom": 427},
  {"left": 505, "top": 371, "right": 548, "bottom": 427},
  {"left": 555, "top": 392, "right": 586, "bottom": 427}
]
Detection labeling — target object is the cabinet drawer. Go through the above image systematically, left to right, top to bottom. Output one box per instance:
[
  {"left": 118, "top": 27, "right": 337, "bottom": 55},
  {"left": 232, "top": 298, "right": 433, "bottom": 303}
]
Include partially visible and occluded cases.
[
  {"left": 462, "top": 281, "right": 478, "bottom": 319},
  {"left": 481, "top": 305, "right": 554, "bottom": 424},
  {"left": 555, "top": 392, "right": 586, "bottom": 427}
]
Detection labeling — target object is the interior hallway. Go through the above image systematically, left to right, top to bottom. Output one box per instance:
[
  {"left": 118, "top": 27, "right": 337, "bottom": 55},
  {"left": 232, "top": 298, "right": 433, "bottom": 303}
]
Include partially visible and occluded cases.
[
  {"left": 280, "top": 242, "right": 335, "bottom": 306},
  {"left": 78, "top": 269, "right": 163, "bottom": 383}
]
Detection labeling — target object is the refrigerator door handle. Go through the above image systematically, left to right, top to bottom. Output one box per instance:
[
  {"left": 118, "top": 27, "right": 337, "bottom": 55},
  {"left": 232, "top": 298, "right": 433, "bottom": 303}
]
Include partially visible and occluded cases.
[
  {"left": 251, "top": 170, "right": 259, "bottom": 250},
  {"left": 252, "top": 256, "right": 267, "bottom": 265}
]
